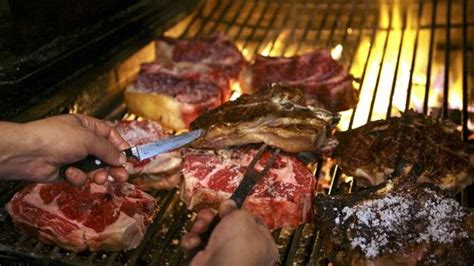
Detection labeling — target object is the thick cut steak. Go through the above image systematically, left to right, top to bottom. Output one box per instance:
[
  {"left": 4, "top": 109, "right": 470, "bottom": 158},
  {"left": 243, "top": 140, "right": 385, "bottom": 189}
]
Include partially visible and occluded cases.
[
  {"left": 156, "top": 32, "right": 246, "bottom": 82},
  {"left": 125, "top": 33, "right": 246, "bottom": 130},
  {"left": 249, "top": 50, "right": 358, "bottom": 112},
  {"left": 125, "top": 64, "right": 224, "bottom": 130},
  {"left": 190, "top": 84, "right": 339, "bottom": 153},
  {"left": 334, "top": 111, "right": 473, "bottom": 193},
  {"left": 110, "top": 119, "right": 183, "bottom": 190},
  {"left": 181, "top": 147, "right": 316, "bottom": 229},
  {"left": 7, "top": 181, "right": 157, "bottom": 252},
  {"left": 314, "top": 181, "right": 474, "bottom": 265}
]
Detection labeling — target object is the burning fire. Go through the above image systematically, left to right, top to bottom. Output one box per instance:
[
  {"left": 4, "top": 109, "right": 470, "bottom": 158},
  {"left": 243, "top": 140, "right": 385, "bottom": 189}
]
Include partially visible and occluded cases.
[
  {"left": 162, "top": 1, "right": 471, "bottom": 132},
  {"left": 338, "top": 2, "right": 467, "bottom": 131}
]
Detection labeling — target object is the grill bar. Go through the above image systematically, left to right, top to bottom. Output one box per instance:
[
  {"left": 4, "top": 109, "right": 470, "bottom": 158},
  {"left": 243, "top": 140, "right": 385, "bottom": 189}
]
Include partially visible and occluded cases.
[
  {"left": 423, "top": 0, "right": 438, "bottom": 115},
  {"left": 443, "top": 0, "right": 452, "bottom": 119},
  {"left": 462, "top": 0, "right": 469, "bottom": 141},
  {"left": 405, "top": 1, "right": 424, "bottom": 112},
  {"left": 367, "top": 3, "right": 393, "bottom": 123},
  {"left": 348, "top": 5, "right": 380, "bottom": 129},
  {"left": 387, "top": 7, "right": 408, "bottom": 118}
]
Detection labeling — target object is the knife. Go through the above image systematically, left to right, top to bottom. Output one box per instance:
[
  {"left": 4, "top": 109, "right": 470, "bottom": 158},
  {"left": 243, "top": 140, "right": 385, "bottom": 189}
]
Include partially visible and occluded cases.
[{"left": 60, "top": 129, "right": 204, "bottom": 175}]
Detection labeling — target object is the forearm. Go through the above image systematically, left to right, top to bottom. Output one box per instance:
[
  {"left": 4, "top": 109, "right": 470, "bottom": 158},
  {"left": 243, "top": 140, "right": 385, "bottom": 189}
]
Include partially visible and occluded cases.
[{"left": 0, "top": 122, "right": 44, "bottom": 179}]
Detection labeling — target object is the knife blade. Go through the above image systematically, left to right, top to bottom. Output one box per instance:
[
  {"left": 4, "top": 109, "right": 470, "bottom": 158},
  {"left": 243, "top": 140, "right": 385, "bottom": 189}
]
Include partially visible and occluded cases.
[{"left": 60, "top": 129, "right": 204, "bottom": 175}]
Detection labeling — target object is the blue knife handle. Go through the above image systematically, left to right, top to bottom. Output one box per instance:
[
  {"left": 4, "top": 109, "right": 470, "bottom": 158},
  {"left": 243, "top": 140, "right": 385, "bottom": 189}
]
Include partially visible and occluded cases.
[{"left": 59, "top": 148, "right": 135, "bottom": 178}]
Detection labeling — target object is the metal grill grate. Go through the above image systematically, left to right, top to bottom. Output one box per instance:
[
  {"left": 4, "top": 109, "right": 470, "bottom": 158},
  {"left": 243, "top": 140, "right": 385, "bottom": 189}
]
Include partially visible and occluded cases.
[{"left": 0, "top": 0, "right": 473, "bottom": 265}]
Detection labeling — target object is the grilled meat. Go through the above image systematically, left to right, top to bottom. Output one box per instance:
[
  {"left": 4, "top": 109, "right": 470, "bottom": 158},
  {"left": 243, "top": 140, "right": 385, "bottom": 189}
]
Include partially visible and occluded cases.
[
  {"left": 125, "top": 33, "right": 246, "bottom": 130},
  {"left": 190, "top": 84, "right": 339, "bottom": 153},
  {"left": 334, "top": 111, "right": 473, "bottom": 193},
  {"left": 314, "top": 181, "right": 474, "bottom": 265}
]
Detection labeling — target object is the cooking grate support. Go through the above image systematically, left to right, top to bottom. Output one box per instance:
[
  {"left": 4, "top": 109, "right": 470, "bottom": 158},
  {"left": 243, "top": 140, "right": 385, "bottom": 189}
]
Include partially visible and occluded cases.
[{"left": 0, "top": 0, "right": 472, "bottom": 265}]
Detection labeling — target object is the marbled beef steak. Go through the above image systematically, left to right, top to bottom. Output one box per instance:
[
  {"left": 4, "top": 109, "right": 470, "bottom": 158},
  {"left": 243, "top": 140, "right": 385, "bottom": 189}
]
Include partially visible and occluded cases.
[
  {"left": 249, "top": 50, "right": 358, "bottom": 112},
  {"left": 181, "top": 147, "right": 316, "bottom": 229},
  {"left": 7, "top": 181, "right": 157, "bottom": 252}
]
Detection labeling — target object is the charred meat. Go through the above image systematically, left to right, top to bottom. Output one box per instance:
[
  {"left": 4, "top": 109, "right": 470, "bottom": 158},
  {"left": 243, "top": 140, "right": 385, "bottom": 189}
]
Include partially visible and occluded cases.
[
  {"left": 190, "top": 84, "right": 339, "bottom": 153},
  {"left": 334, "top": 111, "right": 473, "bottom": 193},
  {"left": 314, "top": 181, "right": 474, "bottom": 265}
]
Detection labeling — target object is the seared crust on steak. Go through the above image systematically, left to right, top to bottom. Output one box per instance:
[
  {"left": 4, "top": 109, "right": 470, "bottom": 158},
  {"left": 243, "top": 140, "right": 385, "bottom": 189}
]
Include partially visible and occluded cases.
[
  {"left": 190, "top": 84, "right": 339, "bottom": 153},
  {"left": 334, "top": 111, "right": 473, "bottom": 193},
  {"left": 313, "top": 181, "right": 474, "bottom": 265}
]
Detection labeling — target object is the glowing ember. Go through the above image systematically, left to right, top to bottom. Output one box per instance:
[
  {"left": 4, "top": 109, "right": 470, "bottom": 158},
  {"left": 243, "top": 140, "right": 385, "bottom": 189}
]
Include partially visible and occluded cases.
[
  {"left": 331, "top": 44, "right": 343, "bottom": 60},
  {"left": 229, "top": 81, "right": 243, "bottom": 101}
]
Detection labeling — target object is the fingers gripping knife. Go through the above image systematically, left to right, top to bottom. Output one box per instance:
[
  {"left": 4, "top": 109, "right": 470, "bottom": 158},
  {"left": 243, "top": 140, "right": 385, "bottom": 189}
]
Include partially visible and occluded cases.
[
  {"left": 59, "top": 129, "right": 204, "bottom": 178},
  {"left": 186, "top": 144, "right": 281, "bottom": 262}
]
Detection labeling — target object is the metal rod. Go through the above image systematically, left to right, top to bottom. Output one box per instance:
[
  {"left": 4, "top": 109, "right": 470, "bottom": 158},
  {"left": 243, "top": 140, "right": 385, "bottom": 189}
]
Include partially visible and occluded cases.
[
  {"left": 192, "top": 0, "right": 225, "bottom": 37},
  {"left": 208, "top": 0, "right": 234, "bottom": 33},
  {"left": 222, "top": 0, "right": 246, "bottom": 34},
  {"left": 239, "top": 0, "right": 272, "bottom": 51},
  {"left": 252, "top": 0, "right": 284, "bottom": 54},
  {"left": 423, "top": 0, "right": 438, "bottom": 115},
  {"left": 442, "top": 0, "right": 451, "bottom": 119},
  {"left": 462, "top": 0, "right": 469, "bottom": 141},
  {"left": 178, "top": 1, "right": 207, "bottom": 38},
  {"left": 232, "top": 1, "right": 259, "bottom": 42},
  {"left": 312, "top": 1, "right": 332, "bottom": 48},
  {"left": 325, "top": 1, "right": 345, "bottom": 48},
  {"left": 348, "top": 1, "right": 380, "bottom": 129},
  {"left": 405, "top": 1, "right": 424, "bottom": 111},
  {"left": 266, "top": 2, "right": 294, "bottom": 55},
  {"left": 367, "top": 2, "right": 393, "bottom": 123},
  {"left": 278, "top": 5, "right": 305, "bottom": 56},
  {"left": 387, "top": 6, "right": 408, "bottom": 118}
]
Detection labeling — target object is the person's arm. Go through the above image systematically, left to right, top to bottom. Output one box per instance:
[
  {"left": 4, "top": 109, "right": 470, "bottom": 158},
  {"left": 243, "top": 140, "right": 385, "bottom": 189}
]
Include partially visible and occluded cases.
[
  {"left": 0, "top": 114, "right": 130, "bottom": 186},
  {"left": 181, "top": 200, "right": 278, "bottom": 266}
]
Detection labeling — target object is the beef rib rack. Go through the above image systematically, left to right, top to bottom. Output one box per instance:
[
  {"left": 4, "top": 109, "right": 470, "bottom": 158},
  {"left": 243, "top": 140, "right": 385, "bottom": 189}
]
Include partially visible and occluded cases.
[
  {"left": 181, "top": 147, "right": 316, "bottom": 229},
  {"left": 7, "top": 181, "right": 157, "bottom": 252}
]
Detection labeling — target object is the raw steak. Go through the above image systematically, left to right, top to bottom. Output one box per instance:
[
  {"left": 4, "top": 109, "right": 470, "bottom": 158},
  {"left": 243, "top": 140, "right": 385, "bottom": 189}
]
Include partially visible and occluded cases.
[
  {"left": 249, "top": 50, "right": 358, "bottom": 112},
  {"left": 190, "top": 84, "right": 339, "bottom": 153},
  {"left": 334, "top": 111, "right": 473, "bottom": 193},
  {"left": 110, "top": 119, "right": 183, "bottom": 190},
  {"left": 181, "top": 147, "right": 317, "bottom": 229},
  {"left": 314, "top": 180, "right": 474, "bottom": 265},
  {"left": 7, "top": 181, "right": 157, "bottom": 252}
]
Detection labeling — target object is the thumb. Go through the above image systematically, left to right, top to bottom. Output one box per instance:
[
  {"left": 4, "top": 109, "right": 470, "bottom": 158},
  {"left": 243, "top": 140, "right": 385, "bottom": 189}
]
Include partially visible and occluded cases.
[
  {"left": 83, "top": 133, "right": 127, "bottom": 167},
  {"left": 218, "top": 199, "right": 237, "bottom": 218}
]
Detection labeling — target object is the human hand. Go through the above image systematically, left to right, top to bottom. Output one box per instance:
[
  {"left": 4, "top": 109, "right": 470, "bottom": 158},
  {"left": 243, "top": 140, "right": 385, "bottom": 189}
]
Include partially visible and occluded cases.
[
  {"left": 0, "top": 114, "right": 130, "bottom": 186},
  {"left": 181, "top": 200, "right": 278, "bottom": 266}
]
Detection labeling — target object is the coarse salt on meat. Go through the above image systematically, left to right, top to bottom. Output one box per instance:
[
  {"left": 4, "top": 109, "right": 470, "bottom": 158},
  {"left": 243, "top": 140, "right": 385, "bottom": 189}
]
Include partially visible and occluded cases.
[
  {"left": 250, "top": 50, "right": 358, "bottom": 112},
  {"left": 110, "top": 120, "right": 183, "bottom": 190},
  {"left": 181, "top": 148, "right": 316, "bottom": 229},
  {"left": 7, "top": 181, "right": 157, "bottom": 252},
  {"left": 335, "top": 185, "right": 470, "bottom": 259}
]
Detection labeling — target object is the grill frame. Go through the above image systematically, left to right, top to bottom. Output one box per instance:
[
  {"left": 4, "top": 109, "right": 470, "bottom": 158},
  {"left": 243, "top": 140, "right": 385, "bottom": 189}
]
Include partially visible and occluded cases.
[{"left": 0, "top": 0, "right": 473, "bottom": 264}]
